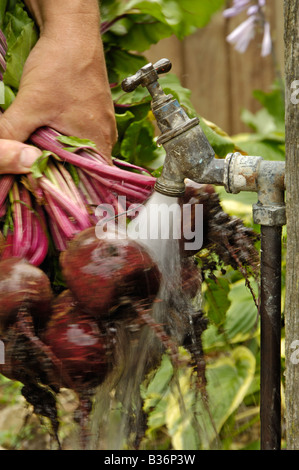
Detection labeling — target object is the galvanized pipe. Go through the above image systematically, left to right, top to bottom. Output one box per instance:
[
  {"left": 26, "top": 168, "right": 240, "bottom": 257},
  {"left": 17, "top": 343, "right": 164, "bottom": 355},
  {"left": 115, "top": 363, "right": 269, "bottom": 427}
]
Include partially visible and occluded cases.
[
  {"left": 121, "top": 62, "right": 286, "bottom": 450},
  {"left": 260, "top": 225, "right": 282, "bottom": 450}
]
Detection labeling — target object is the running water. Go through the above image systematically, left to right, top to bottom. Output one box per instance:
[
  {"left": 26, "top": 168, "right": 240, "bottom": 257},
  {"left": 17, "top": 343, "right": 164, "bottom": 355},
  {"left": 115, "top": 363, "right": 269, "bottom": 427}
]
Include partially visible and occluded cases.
[
  {"left": 90, "top": 191, "right": 210, "bottom": 450},
  {"left": 127, "top": 191, "right": 182, "bottom": 277}
]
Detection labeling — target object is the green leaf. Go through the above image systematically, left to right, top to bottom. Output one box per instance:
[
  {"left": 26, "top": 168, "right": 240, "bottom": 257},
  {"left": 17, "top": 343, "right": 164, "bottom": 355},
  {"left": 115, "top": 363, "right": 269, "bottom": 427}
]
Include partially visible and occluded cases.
[
  {"left": 0, "top": 0, "right": 8, "bottom": 28},
  {"left": 100, "top": 0, "right": 130, "bottom": 23},
  {"left": 101, "top": 0, "right": 225, "bottom": 60},
  {"left": 124, "top": 0, "right": 225, "bottom": 39},
  {"left": 125, "top": 0, "right": 181, "bottom": 28},
  {"left": 173, "top": 0, "right": 226, "bottom": 31},
  {"left": 3, "top": 3, "right": 38, "bottom": 89},
  {"left": 108, "top": 15, "right": 173, "bottom": 52},
  {"left": 106, "top": 48, "right": 147, "bottom": 84},
  {"left": 239, "top": 83, "right": 285, "bottom": 148},
  {"left": 2, "top": 84, "right": 15, "bottom": 110},
  {"left": 112, "top": 84, "right": 151, "bottom": 107},
  {"left": 252, "top": 84, "right": 285, "bottom": 131},
  {"left": 241, "top": 108, "right": 277, "bottom": 136},
  {"left": 115, "top": 110, "right": 135, "bottom": 139},
  {"left": 120, "top": 116, "right": 159, "bottom": 165},
  {"left": 56, "top": 135, "right": 97, "bottom": 149},
  {"left": 234, "top": 138, "right": 285, "bottom": 161},
  {"left": 30, "top": 151, "right": 52, "bottom": 179},
  {"left": 66, "top": 163, "right": 80, "bottom": 187},
  {"left": 151, "top": 165, "right": 163, "bottom": 177},
  {"left": 204, "top": 277, "right": 231, "bottom": 327},
  {"left": 203, "top": 279, "right": 259, "bottom": 351},
  {"left": 224, "top": 281, "right": 259, "bottom": 342},
  {"left": 141, "top": 346, "right": 255, "bottom": 449},
  {"left": 198, "top": 346, "right": 256, "bottom": 445},
  {"left": 142, "top": 349, "right": 201, "bottom": 450},
  {"left": 141, "top": 353, "right": 174, "bottom": 411},
  {"left": 165, "top": 376, "right": 199, "bottom": 450}
]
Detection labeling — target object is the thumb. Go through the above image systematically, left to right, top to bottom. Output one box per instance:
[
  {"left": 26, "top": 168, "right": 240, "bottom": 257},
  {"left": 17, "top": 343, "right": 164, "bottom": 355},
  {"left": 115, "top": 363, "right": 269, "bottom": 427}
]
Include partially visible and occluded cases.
[
  {"left": 0, "top": 93, "right": 41, "bottom": 142},
  {"left": 0, "top": 139, "right": 42, "bottom": 174}
]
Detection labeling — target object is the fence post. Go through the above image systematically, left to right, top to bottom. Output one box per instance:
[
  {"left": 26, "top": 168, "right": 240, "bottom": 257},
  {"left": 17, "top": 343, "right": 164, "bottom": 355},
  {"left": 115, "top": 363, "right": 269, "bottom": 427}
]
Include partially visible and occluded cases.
[{"left": 284, "top": 0, "right": 299, "bottom": 450}]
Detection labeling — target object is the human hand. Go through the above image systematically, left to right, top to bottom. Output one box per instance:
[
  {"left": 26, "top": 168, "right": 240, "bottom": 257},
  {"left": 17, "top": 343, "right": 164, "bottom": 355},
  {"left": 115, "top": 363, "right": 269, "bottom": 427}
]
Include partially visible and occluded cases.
[
  {"left": 0, "top": 0, "right": 117, "bottom": 162},
  {"left": 0, "top": 139, "right": 41, "bottom": 175}
]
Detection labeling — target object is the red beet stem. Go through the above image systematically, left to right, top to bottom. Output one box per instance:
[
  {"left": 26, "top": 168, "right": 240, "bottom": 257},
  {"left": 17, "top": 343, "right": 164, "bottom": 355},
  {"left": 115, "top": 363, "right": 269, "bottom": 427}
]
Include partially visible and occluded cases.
[
  {"left": 30, "top": 131, "right": 155, "bottom": 188},
  {"left": 112, "top": 157, "right": 152, "bottom": 176},
  {"left": 57, "top": 163, "right": 87, "bottom": 213},
  {"left": 77, "top": 169, "right": 103, "bottom": 206},
  {"left": 82, "top": 170, "right": 124, "bottom": 215},
  {"left": 0, "top": 175, "right": 14, "bottom": 207},
  {"left": 39, "top": 176, "right": 91, "bottom": 230},
  {"left": 10, "top": 183, "right": 23, "bottom": 257},
  {"left": 19, "top": 185, "right": 33, "bottom": 258},
  {"left": 44, "top": 193, "right": 80, "bottom": 240},
  {"left": 27, "top": 205, "right": 49, "bottom": 265},
  {"left": 48, "top": 217, "right": 67, "bottom": 252},
  {"left": 28, "top": 221, "right": 48, "bottom": 265}
]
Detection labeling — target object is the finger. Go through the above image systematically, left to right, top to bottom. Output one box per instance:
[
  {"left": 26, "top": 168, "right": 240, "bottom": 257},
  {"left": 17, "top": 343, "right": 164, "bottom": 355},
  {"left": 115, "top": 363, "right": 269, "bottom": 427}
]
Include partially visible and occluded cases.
[
  {"left": 0, "top": 93, "right": 43, "bottom": 142},
  {"left": 0, "top": 140, "right": 42, "bottom": 174}
]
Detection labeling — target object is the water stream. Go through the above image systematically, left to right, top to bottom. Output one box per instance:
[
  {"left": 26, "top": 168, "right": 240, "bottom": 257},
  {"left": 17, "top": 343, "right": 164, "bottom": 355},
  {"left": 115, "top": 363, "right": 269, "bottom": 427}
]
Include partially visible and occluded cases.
[{"left": 90, "top": 191, "right": 208, "bottom": 450}]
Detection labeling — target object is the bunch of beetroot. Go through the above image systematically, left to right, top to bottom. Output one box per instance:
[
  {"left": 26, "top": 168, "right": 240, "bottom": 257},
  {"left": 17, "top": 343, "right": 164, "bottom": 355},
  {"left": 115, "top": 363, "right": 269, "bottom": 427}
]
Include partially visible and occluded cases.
[
  {"left": 0, "top": 128, "right": 155, "bottom": 265},
  {"left": 0, "top": 228, "right": 161, "bottom": 389},
  {"left": 0, "top": 230, "right": 162, "bottom": 448}
]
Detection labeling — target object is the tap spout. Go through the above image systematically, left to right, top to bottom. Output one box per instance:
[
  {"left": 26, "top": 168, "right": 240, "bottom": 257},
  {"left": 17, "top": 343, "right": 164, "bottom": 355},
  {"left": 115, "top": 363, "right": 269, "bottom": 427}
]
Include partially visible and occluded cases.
[{"left": 154, "top": 114, "right": 223, "bottom": 197}]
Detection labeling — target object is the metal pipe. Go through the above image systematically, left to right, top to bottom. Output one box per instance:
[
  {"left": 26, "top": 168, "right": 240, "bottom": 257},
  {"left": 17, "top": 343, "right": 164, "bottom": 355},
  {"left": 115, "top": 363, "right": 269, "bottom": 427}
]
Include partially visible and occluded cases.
[
  {"left": 121, "top": 62, "right": 286, "bottom": 450},
  {"left": 260, "top": 225, "right": 282, "bottom": 450}
]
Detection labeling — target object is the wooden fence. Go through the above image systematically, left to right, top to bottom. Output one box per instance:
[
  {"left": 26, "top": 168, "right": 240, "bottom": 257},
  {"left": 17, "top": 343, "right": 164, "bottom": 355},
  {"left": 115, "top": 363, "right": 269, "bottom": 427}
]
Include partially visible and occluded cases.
[{"left": 146, "top": 1, "right": 284, "bottom": 136}]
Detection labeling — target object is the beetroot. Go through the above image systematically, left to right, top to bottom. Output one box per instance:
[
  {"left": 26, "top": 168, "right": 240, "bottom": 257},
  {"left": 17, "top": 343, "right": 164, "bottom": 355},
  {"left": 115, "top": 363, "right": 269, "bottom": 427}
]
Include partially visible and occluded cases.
[
  {"left": 60, "top": 227, "right": 161, "bottom": 318},
  {"left": 0, "top": 257, "right": 53, "bottom": 333},
  {"left": 43, "top": 290, "right": 112, "bottom": 390}
]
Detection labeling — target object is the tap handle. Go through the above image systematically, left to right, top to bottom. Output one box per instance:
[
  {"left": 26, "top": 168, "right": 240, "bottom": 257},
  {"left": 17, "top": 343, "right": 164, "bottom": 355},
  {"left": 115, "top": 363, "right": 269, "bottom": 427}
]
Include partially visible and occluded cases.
[
  {"left": 121, "top": 58, "right": 172, "bottom": 92},
  {"left": 153, "top": 58, "right": 172, "bottom": 75}
]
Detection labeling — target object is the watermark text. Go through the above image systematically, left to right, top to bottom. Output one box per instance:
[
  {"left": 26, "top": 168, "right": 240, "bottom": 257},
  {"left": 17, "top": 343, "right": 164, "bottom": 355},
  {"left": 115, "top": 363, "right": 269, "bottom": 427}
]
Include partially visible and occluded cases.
[
  {"left": 291, "top": 80, "right": 299, "bottom": 104},
  {"left": 0, "top": 82, "right": 4, "bottom": 105},
  {"left": 94, "top": 196, "right": 204, "bottom": 252},
  {"left": 290, "top": 339, "right": 299, "bottom": 364},
  {"left": 0, "top": 340, "right": 4, "bottom": 364}
]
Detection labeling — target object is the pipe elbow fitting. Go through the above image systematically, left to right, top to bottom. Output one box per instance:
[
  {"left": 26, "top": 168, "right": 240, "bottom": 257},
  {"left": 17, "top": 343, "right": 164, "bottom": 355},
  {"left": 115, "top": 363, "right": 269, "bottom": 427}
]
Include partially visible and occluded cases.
[{"left": 224, "top": 152, "right": 286, "bottom": 226}]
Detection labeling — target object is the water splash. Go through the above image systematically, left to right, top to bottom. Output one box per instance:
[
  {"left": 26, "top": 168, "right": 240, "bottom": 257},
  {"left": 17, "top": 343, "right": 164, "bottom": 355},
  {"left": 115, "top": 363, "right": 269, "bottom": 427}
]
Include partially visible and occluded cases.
[{"left": 90, "top": 191, "right": 209, "bottom": 450}]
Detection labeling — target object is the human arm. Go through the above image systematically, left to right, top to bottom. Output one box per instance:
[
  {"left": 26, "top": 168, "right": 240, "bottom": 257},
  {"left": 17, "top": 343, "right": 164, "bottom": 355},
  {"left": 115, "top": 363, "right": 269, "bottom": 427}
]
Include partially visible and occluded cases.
[{"left": 0, "top": 0, "right": 117, "bottom": 162}]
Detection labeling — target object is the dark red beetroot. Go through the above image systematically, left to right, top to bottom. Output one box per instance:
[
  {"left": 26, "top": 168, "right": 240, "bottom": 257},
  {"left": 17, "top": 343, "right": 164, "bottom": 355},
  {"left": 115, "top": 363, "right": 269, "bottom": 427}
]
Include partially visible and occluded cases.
[
  {"left": 60, "top": 227, "right": 161, "bottom": 318},
  {"left": 0, "top": 257, "right": 53, "bottom": 333},
  {"left": 43, "top": 290, "right": 112, "bottom": 390}
]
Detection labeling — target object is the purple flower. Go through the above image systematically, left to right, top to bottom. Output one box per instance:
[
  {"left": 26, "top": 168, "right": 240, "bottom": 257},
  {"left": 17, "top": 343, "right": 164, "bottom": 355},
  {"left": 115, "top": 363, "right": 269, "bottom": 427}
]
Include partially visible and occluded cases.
[
  {"left": 223, "top": 0, "right": 271, "bottom": 56},
  {"left": 223, "top": 0, "right": 251, "bottom": 18},
  {"left": 247, "top": 5, "right": 259, "bottom": 15},
  {"left": 226, "top": 15, "right": 256, "bottom": 53},
  {"left": 261, "top": 20, "right": 272, "bottom": 57}
]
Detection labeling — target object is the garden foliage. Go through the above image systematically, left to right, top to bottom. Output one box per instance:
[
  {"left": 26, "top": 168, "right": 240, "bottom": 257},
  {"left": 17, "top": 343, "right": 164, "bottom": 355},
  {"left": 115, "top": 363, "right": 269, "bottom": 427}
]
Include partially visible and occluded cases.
[{"left": 0, "top": 0, "right": 285, "bottom": 450}]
